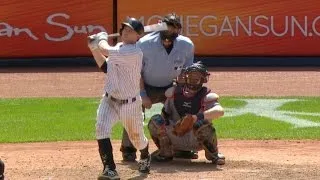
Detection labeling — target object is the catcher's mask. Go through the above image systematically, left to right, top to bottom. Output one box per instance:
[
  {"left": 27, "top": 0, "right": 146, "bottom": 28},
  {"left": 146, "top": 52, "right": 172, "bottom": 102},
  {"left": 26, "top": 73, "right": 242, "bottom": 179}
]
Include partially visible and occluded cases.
[
  {"left": 160, "top": 13, "right": 182, "bottom": 42},
  {"left": 120, "top": 17, "right": 144, "bottom": 35},
  {"left": 183, "top": 62, "right": 210, "bottom": 93}
]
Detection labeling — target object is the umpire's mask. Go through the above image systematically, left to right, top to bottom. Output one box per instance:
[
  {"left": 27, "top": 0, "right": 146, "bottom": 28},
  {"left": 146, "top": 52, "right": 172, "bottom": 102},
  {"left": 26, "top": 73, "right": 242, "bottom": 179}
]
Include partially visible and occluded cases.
[
  {"left": 160, "top": 13, "right": 181, "bottom": 42},
  {"left": 160, "top": 27, "right": 179, "bottom": 42}
]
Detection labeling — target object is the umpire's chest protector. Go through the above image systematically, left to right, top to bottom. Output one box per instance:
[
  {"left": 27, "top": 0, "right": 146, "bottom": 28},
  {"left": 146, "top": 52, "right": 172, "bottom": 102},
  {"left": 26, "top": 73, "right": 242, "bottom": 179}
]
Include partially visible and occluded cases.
[{"left": 173, "top": 86, "right": 208, "bottom": 117}]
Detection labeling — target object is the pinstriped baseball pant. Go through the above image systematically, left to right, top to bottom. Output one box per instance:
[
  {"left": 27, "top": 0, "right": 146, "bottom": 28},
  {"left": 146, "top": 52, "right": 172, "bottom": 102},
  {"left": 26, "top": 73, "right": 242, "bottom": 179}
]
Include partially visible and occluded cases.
[{"left": 96, "top": 95, "right": 148, "bottom": 150}]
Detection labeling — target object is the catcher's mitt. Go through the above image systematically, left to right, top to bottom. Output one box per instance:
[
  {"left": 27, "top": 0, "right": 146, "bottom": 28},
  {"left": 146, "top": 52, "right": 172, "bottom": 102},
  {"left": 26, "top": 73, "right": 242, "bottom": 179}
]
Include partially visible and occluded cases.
[{"left": 172, "top": 114, "right": 195, "bottom": 136}]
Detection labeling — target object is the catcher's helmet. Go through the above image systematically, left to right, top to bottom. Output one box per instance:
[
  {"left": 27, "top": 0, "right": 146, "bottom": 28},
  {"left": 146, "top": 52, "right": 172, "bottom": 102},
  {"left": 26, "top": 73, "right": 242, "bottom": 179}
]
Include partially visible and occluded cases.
[
  {"left": 120, "top": 17, "right": 144, "bottom": 35},
  {"left": 183, "top": 62, "right": 210, "bottom": 92}
]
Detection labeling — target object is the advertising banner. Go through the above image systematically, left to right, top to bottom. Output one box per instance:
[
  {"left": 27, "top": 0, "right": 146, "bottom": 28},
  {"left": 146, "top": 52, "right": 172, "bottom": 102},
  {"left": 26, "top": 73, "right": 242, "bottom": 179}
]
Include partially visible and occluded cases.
[
  {"left": 0, "top": 0, "right": 113, "bottom": 57},
  {"left": 118, "top": 0, "right": 320, "bottom": 56}
]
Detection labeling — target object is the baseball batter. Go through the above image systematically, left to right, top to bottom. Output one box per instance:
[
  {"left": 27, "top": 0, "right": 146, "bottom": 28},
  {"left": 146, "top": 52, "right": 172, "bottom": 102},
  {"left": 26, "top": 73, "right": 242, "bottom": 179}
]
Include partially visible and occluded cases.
[
  {"left": 121, "top": 13, "right": 196, "bottom": 162},
  {"left": 88, "top": 18, "right": 151, "bottom": 180},
  {"left": 148, "top": 62, "right": 226, "bottom": 165}
]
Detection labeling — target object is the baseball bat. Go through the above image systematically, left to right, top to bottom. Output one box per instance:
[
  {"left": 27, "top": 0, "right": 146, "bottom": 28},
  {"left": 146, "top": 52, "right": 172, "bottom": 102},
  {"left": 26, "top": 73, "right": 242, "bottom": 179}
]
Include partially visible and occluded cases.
[{"left": 106, "top": 22, "right": 168, "bottom": 38}]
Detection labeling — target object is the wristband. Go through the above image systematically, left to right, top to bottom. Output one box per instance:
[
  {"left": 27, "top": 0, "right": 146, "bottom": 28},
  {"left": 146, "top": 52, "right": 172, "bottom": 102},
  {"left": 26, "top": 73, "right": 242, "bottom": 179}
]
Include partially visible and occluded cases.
[
  {"left": 140, "top": 90, "right": 147, "bottom": 97},
  {"left": 196, "top": 112, "right": 205, "bottom": 120}
]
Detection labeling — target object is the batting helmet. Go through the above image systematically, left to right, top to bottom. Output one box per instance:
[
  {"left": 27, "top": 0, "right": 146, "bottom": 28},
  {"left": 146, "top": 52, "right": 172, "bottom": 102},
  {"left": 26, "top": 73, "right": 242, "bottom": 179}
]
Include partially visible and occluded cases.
[
  {"left": 120, "top": 17, "right": 144, "bottom": 35},
  {"left": 183, "top": 62, "right": 210, "bottom": 92}
]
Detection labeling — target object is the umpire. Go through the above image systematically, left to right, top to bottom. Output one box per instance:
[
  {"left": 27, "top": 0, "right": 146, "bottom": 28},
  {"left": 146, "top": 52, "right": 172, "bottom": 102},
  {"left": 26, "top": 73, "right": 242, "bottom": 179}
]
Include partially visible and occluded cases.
[{"left": 120, "top": 13, "right": 195, "bottom": 161}]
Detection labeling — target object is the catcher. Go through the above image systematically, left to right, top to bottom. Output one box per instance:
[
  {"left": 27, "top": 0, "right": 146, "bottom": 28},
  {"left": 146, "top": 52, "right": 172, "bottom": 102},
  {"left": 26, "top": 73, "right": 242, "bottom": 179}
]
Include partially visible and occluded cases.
[{"left": 148, "top": 62, "right": 225, "bottom": 165}]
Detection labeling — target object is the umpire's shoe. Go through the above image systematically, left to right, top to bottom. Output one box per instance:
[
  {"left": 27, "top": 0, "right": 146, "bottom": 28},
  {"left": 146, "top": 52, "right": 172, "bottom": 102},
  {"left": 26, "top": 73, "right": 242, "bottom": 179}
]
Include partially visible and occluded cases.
[
  {"left": 120, "top": 147, "right": 137, "bottom": 162},
  {"left": 122, "top": 152, "right": 136, "bottom": 162},
  {"left": 138, "top": 154, "right": 151, "bottom": 174},
  {"left": 98, "top": 167, "right": 120, "bottom": 180}
]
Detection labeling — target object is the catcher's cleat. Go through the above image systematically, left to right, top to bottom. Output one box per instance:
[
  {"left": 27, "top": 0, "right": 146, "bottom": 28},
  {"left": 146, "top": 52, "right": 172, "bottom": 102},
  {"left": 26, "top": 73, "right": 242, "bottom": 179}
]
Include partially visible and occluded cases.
[
  {"left": 151, "top": 150, "right": 173, "bottom": 162},
  {"left": 174, "top": 150, "right": 199, "bottom": 159},
  {"left": 210, "top": 152, "right": 225, "bottom": 165},
  {"left": 138, "top": 154, "right": 151, "bottom": 174},
  {"left": 152, "top": 155, "right": 173, "bottom": 162},
  {"left": 97, "top": 167, "right": 120, "bottom": 180}
]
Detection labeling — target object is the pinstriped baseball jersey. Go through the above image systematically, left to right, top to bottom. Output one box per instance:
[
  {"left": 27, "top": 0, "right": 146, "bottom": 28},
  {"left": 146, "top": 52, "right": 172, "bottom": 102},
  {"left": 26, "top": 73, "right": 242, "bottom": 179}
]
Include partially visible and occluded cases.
[
  {"left": 96, "top": 42, "right": 148, "bottom": 150},
  {"left": 104, "top": 42, "right": 143, "bottom": 99}
]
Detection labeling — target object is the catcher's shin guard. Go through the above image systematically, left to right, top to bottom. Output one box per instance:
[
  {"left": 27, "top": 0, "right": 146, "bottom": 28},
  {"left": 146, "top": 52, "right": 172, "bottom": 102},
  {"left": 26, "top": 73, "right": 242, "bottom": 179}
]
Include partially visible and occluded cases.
[
  {"left": 148, "top": 115, "right": 173, "bottom": 158},
  {"left": 147, "top": 116, "right": 161, "bottom": 148},
  {"left": 194, "top": 123, "right": 225, "bottom": 165},
  {"left": 158, "top": 135, "right": 173, "bottom": 157},
  {"left": 98, "top": 138, "right": 116, "bottom": 170}
]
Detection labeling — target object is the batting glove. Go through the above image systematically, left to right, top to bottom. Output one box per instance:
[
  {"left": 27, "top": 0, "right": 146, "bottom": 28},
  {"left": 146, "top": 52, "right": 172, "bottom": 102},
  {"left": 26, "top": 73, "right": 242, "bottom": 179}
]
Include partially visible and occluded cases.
[
  {"left": 97, "top": 32, "right": 109, "bottom": 43},
  {"left": 87, "top": 34, "right": 100, "bottom": 51}
]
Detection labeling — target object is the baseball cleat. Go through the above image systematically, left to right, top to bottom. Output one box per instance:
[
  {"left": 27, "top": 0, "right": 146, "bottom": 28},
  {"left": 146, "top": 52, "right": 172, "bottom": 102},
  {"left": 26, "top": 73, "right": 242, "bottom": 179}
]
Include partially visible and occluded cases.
[
  {"left": 120, "top": 146, "right": 137, "bottom": 162},
  {"left": 151, "top": 150, "right": 173, "bottom": 162},
  {"left": 174, "top": 150, "right": 199, "bottom": 159},
  {"left": 212, "top": 152, "right": 225, "bottom": 165},
  {"left": 138, "top": 155, "right": 151, "bottom": 174},
  {"left": 97, "top": 168, "right": 120, "bottom": 180}
]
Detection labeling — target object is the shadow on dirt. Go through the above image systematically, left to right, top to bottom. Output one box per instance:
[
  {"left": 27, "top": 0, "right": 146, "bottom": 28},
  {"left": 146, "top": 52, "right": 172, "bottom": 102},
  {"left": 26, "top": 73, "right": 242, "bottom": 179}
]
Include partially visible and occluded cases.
[
  {"left": 119, "top": 159, "right": 223, "bottom": 174},
  {"left": 126, "top": 173, "right": 149, "bottom": 180}
]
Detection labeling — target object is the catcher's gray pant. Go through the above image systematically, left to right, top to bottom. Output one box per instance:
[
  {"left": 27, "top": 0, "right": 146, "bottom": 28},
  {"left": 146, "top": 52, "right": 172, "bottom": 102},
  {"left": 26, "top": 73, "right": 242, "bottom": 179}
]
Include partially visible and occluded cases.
[
  {"left": 96, "top": 95, "right": 148, "bottom": 150},
  {"left": 148, "top": 118, "right": 219, "bottom": 160}
]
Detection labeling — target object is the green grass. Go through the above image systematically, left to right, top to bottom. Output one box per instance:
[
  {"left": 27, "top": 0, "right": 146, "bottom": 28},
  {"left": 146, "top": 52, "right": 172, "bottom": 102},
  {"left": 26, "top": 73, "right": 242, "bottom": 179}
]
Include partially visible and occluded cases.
[
  {"left": 0, "top": 97, "right": 319, "bottom": 143},
  {"left": 219, "top": 97, "right": 247, "bottom": 108},
  {"left": 0, "top": 98, "right": 98, "bottom": 142},
  {"left": 0, "top": 98, "right": 151, "bottom": 143},
  {"left": 277, "top": 98, "right": 320, "bottom": 113},
  {"left": 214, "top": 114, "right": 320, "bottom": 139},
  {"left": 292, "top": 115, "right": 320, "bottom": 123}
]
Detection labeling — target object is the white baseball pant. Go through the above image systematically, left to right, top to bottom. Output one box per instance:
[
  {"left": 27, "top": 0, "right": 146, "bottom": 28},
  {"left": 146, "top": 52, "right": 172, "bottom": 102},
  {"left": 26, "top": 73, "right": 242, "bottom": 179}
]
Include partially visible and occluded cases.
[{"left": 96, "top": 95, "right": 148, "bottom": 150}]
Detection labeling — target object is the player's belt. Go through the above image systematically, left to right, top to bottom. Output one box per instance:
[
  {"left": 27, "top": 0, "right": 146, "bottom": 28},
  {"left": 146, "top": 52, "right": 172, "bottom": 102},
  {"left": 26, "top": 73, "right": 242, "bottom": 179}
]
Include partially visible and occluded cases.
[
  {"left": 144, "top": 83, "right": 173, "bottom": 90},
  {"left": 105, "top": 93, "right": 137, "bottom": 104}
]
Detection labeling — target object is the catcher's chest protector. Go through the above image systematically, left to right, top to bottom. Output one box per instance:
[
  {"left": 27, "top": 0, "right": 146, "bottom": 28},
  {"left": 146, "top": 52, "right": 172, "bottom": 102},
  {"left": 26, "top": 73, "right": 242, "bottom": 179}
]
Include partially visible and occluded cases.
[{"left": 173, "top": 86, "right": 208, "bottom": 117}]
